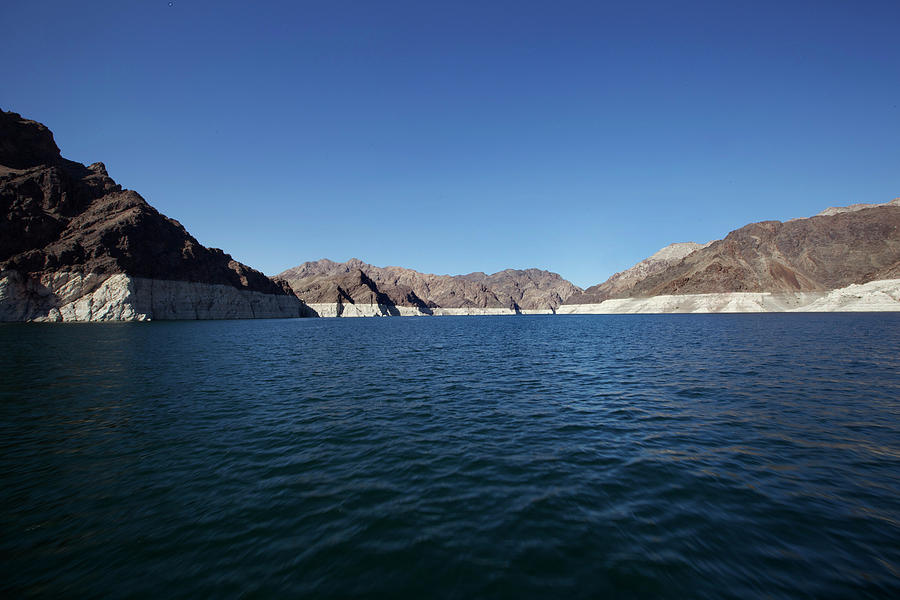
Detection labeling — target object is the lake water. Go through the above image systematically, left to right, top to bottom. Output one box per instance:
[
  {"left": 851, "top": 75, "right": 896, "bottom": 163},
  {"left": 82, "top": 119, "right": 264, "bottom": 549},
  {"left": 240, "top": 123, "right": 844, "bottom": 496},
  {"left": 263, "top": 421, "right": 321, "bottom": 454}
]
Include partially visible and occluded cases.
[{"left": 2, "top": 314, "right": 899, "bottom": 598}]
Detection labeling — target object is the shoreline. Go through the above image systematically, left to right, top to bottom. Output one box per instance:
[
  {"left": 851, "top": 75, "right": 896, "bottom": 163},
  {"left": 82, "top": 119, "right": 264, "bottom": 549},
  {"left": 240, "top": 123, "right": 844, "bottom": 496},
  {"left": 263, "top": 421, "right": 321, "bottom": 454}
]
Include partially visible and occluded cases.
[{"left": 4, "top": 272, "right": 899, "bottom": 321}]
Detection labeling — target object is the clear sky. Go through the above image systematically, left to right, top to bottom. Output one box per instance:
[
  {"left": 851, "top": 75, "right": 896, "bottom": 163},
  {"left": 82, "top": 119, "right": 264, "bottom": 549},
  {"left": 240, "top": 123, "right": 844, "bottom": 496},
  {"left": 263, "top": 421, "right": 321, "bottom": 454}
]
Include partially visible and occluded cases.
[{"left": 4, "top": 1, "right": 899, "bottom": 287}]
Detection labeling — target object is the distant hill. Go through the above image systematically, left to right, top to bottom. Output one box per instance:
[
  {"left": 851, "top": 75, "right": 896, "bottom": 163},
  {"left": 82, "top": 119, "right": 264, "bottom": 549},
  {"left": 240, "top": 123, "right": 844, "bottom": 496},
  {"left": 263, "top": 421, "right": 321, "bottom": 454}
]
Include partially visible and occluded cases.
[
  {"left": 565, "top": 198, "right": 900, "bottom": 307},
  {"left": 566, "top": 242, "right": 712, "bottom": 304},
  {"left": 277, "top": 258, "right": 581, "bottom": 315}
]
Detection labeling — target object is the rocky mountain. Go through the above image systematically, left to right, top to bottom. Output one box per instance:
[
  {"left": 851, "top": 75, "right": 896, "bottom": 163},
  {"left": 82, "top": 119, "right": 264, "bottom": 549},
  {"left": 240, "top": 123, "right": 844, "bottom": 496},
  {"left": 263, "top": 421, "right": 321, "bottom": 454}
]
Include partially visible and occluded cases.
[
  {"left": 1, "top": 110, "right": 305, "bottom": 321},
  {"left": 563, "top": 198, "right": 900, "bottom": 312},
  {"left": 622, "top": 201, "right": 900, "bottom": 297},
  {"left": 565, "top": 241, "right": 712, "bottom": 304},
  {"left": 277, "top": 259, "right": 581, "bottom": 316},
  {"left": 457, "top": 268, "right": 580, "bottom": 311}
]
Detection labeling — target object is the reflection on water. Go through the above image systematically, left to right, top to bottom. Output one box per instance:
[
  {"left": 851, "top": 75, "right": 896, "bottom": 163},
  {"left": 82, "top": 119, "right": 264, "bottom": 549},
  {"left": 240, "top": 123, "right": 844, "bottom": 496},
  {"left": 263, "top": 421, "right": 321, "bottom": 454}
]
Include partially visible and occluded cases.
[{"left": 1, "top": 314, "right": 899, "bottom": 598}]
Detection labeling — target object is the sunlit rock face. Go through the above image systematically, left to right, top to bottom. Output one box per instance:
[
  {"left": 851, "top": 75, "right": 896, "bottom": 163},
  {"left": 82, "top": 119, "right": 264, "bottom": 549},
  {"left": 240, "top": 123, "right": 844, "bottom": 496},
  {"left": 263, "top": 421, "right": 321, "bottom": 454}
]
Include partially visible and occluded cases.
[
  {"left": 0, "top": 110, "right": 305, "bottom": 321},
  {"left": 564, "top": 197, "right": 900, "bottom": 312},
  {"left": 565, "top": 241, "right": 713, "bottom": 305},
  {"left": 277, "top": 258, "right": 581, "bottom": 316},
  {"left": 0, "top": 271, "right": 312, "bottom": 322},
  {"left": 558, "top": 279, "right": 900, "bottom": 314}
]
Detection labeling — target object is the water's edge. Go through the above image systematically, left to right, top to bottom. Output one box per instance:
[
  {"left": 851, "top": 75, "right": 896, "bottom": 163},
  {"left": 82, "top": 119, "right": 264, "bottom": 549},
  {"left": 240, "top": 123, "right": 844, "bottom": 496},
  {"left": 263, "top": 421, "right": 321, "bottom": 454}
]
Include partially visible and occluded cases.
[{"left": 3, "top": 270, "right": 900, "bottom": 321}]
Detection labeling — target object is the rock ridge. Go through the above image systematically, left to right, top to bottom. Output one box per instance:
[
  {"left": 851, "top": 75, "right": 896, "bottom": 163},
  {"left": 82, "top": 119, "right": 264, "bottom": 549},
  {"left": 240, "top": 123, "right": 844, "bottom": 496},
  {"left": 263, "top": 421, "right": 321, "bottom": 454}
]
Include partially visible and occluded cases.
[{"left": 277, "top": 259, "right": 581, "bottom": 313}]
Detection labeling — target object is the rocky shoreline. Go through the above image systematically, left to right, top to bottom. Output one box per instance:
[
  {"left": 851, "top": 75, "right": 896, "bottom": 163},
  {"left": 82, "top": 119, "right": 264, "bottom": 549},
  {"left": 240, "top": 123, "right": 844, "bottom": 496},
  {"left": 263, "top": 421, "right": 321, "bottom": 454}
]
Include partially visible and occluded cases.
[
  {"left": 3, "top": 109, "right": 899, "bottom": 321},
  {"left": 0, "top": 270, "right": 309, "bottom": 322},
  {"left": 558, "top": 279, "right": 900, "bottom": 314}
]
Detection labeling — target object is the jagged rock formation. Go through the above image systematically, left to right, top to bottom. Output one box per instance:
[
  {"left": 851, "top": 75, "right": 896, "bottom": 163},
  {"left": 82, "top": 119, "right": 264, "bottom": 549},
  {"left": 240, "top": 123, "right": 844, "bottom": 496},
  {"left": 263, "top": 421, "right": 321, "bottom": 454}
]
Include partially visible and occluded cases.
[
  {"left": 1, "top": 110, "right": 306, "bottom": 321},
  {"left": 564, "top": 198, "right": 900, "bottom": 313},
  {"left": 277, "top": 258, "right": 581, "bottom": 316},
  {"left": 284, "top": 265, "right": 433, "bottom": 317}
]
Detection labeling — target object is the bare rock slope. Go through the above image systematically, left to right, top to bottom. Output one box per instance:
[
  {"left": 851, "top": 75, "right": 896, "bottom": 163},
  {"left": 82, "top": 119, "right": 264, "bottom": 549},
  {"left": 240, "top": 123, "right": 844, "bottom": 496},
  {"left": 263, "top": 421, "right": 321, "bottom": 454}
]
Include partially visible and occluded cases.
[
  {"left": 1, "top": 110, "right": 305, "bottom": 321},
  {"left": 564, "top": 198, "right": 900, "bottom": 312},
  {"left": 622, "top": 201, "right": 900, "bottom": 298},
  {"left": 566, "top": 241, "right": 712, "bottom": 304},
  {"left": 277, "top": 259, "right": 581, "bottom": 316}
]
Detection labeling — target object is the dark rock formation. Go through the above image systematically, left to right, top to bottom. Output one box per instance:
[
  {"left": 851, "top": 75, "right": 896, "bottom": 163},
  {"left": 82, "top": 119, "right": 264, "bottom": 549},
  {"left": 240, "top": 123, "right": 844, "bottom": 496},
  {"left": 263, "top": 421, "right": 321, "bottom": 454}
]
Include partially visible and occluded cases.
[
  {"left": 1, "top": 109, "right": 303, "bottom": 320},
  {"left": 0, "top": 111, "right": 61, "bottom": 170}
]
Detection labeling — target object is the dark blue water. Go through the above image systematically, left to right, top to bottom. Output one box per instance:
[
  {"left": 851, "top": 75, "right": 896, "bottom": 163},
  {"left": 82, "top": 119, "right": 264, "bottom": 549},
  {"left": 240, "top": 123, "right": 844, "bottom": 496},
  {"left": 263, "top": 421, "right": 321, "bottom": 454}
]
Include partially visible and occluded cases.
[{"left": 2, "top": 314, "right": 899, "bottom": 598}]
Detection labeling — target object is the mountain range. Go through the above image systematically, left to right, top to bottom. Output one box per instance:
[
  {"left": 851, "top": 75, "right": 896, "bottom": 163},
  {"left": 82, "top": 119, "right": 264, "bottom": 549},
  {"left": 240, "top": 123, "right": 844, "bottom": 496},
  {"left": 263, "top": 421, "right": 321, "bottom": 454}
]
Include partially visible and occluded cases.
[
  {"left": 2, "top": 109, "right": 898, "bottom": 320},
  {"left": 276, "top": 258, "right": 579, "bottom": 316}
]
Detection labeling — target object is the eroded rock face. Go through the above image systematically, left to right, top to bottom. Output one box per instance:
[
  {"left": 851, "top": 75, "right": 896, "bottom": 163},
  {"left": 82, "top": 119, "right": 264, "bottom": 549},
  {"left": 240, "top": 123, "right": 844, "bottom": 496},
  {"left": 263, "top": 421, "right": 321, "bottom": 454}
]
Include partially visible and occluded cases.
[
  {"left": 1, "top": 110, "right": 304, "bottom": 321},
  {"left": 566, "top": 198, "right": 900, "bottom": 304},
  {"left": 626, "top": 205, "right": 900, "bottom": 296},
  {"left": 566, "top": 242, "right": 712, "bottom": 304},
  {"left": 277, "top": 259, "right": 581, "bottom": 313},
  {"left": 457, "top": 269, "right": 581, "bottom": 312},
  {"left": 0, "top": 270, "right": 309, "bottom": 322},
  {"left": 0, "top": 270, "right": 145, "bottom": 322},
  {"left": 556, "top": 279, "right": 900, "bottom": 314}
]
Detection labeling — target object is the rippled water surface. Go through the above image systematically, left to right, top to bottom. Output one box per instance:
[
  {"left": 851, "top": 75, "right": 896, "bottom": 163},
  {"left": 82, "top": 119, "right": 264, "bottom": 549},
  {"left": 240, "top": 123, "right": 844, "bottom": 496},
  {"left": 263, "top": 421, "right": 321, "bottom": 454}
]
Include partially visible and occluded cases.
[{"left": 2, "top": 314, "right": 900, "bottom": 598}]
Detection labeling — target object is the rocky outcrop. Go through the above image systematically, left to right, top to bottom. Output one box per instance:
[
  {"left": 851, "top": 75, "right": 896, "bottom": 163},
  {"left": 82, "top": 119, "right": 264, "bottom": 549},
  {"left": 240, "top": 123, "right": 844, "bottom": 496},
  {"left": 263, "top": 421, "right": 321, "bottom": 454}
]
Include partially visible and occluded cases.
[
  {"left": 1, "top": 110, "right": 306, "bottom": 321},
  {"left": 0, "top": 111, "right": 61, "bottom": 171},
  {"left": 277, "top": 258, "right": 581, "bottom": 316},
  {"left": 0, "top": 271, "right": 307, "bottom": 322},
  {"left": 791, "top": 279, "right": 900, "bottom": 312}
]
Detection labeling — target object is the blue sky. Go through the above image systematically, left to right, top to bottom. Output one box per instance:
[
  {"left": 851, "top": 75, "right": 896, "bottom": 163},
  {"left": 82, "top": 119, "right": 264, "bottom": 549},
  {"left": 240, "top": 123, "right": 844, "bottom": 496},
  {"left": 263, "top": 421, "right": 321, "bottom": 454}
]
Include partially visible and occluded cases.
[{"left": 4, "top": 1, "right": 899, "bottom": 287}]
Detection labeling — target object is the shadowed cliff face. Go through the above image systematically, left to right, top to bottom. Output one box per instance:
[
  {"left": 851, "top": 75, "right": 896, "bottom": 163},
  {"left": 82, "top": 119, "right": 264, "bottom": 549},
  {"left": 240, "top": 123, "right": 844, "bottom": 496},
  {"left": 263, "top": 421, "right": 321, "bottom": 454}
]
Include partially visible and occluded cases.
[
  {"left": 0, "top": 110, "right": 295, "bottom": 298},
  {"left": 0, "top": 111, "right": 61, "bottom": 170},
  {"left": 567, "top": 200, "right": 900, "bottom": 303},
  {"left": 278, "top": 259, "right": 581, "bottom": 311},
  {"left": 286, "top": 267, "right": 433, "bottom": 315}
]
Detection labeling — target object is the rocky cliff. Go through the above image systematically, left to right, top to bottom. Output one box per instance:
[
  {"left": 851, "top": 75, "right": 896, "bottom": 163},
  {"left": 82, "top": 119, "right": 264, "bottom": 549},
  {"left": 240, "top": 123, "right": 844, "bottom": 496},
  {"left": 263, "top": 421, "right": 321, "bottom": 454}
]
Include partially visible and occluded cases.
[
  {"left": 1, "top": 110, "right": 306, "bottom": 321},
  {"left": 277, "top": 259, "right": 581, "bottom": 316}
]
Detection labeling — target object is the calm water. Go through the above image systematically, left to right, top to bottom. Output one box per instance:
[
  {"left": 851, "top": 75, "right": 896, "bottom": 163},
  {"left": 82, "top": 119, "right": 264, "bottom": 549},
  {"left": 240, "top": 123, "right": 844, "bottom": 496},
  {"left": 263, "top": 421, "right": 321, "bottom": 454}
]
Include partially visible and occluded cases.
[{"left": 1, "top": 314, "right": 899, "bottom": 598}]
